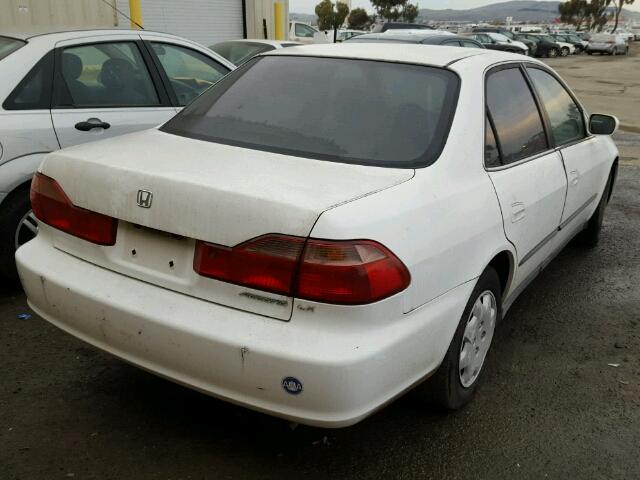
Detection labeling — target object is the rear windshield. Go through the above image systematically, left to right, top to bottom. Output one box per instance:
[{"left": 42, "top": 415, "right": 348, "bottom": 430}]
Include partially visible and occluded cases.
[
  {"left": 0, "top": 36, "right": 26, "bottom": 61},
  {"left": 161, "top": 55, "right": 459, "bottom": 168}
]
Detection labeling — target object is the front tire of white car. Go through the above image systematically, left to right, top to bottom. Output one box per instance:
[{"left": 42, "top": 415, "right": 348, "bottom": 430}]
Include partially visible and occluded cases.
[
  {"left": 561, "top": 47, "right": 570, "bottom": 57},
  {"left": 421, "top": 267, "right": 502, "bottom": 410}
]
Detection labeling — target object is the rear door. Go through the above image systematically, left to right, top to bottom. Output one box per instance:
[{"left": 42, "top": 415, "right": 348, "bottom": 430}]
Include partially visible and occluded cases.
[
  {"left": 50, "top": 34, "right": 175, "bottom": 148},
  {"left": 484, "top": 64, "right": 567, "bottom": 281},
  {"left": 525, "top": 66, "right": 611, "bottom": 231}
]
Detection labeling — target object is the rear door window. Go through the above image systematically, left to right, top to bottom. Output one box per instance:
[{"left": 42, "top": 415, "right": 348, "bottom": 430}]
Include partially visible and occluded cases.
[
  {"left": 55, "top": 42, "right": 160, "bottom": 107},
  {"left": 162, "top": 56, "right": 460, "bottom": 168},
  {"left": 485, "top": 67, "right": 548, "bottom": 166},
  {"left": 526, "top": 67, "right": 585, "bottom": 146}
]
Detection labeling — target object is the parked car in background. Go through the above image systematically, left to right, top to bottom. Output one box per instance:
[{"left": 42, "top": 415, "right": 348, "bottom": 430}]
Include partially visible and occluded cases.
[
  {"left": 289, "top": 21, "right": 322, "bottom": 43},
  {"left": 371, "top": 22, "right": 433, "bottom": 33},
  {"left": 472, "top": 27, "right": 537, "bottom": 55},
  {"left": 0, "top": 28, "right": 234, "bottom": 282},
  {"left": 631, "top": 28, "right": 640, "bottom": 41},
  {"left": 336, "top": 30, "right": 366, "bottom": 42},
  {"left": 613, "top": 30, "right": 634, "bottom": 43},
  {"left": 577, "top": 31, "right": 592, "bottom": 41},
  {"left": 347, "top": 32, "right": 484, "bottom": 49},
  {"left": 484, "top": 32, "right": 530, "bottom": 54},
  {"left": 464, "top": 33, "right": 528, "bottom": 54},
  {"left": 517, "top": 33, "right": 561, "bottom": 58},
  {"left": 552, "top": 33, "right": 587, "bottom": 53},
  {"left": 537, "top": 34, "right": 575, "bottom": 56},
  {"left": 587, "top": 34, "right": 629, "bottom": 55},
  {"left": 210, "top": 39, "right": 301, "bottom": 66},
  {"left": 17, "top": 44, "right": 619, "bottom": 427}
]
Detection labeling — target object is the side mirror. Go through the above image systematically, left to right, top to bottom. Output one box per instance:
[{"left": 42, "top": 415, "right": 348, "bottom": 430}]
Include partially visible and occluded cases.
[{"left": 589, "top": 114, "right": 619, "bottom": 135}]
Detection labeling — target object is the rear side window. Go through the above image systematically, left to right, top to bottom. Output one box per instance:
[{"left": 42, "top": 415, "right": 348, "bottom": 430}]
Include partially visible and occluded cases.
[
  {"left": 0, "top": 36, "right": 25, "bottom": 61},
  {"left": 3, "top": 51, "right": 53, "bottom": 110},
  {"left": 161, "top": 56, "right": 460, "bottom": 168},
  {"left": 486, "top": 67, "right": 547, "bottom": 166},
  {"left": 526, "top": 68, "right": 585, "bottom": 146}
]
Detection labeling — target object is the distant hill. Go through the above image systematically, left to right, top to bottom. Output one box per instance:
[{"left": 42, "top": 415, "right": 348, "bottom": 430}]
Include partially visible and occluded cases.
[
  {"left": 292, "top": 1, "right": 640, "bottom": 25},
  {"left": 417, "top": 1, "right": 640, "bottom": 23}
]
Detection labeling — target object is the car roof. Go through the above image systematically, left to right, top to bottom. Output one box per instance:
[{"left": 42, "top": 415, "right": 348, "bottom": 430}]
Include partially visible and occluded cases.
[
  {"left": 0, "top": 27, "right": 183, "bottom": 42},
  {"left": 350, "top": 33, "right": 479, "bottom": 45},
  {"left": 212, "top": 39, "right": 301, "bottom": 47},
  {"left": 264, "top": 43, "right": 529, "bottom": 68}
]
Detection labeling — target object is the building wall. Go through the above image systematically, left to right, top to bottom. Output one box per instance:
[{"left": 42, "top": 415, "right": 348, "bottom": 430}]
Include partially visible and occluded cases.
[
  {"left": 0, "top": 0, "right": 118, "bottom": 27},
  {"left": 115, "top": 0, "right": 244, "bottom": 46}
]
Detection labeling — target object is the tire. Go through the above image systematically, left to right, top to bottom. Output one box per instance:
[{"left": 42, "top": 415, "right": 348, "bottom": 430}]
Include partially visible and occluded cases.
[
  {"left": 548, "top": 47, "right": 559, "bottom": 58},
  {"left": 561, "top": 47, "right": 570, "bottom": 57},
  {"left": 625, "top": 47, "right": 629, "bottom": 55},
  {"left": 587, "top": 51, "right": 593, "bottom": 55},
  {"left": 576, "top": 174, "right": 612, "bottom": 248},
  {"left": 0, "top": 186, "right": 36, "bottom": 284},
  {"left": 420, "top": 267, "right": 502, "bottom": 410}
]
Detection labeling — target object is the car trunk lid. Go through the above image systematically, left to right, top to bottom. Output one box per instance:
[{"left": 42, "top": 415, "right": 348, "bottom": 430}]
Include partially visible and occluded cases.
[{"left": 39, "top": 129, "right": 413, "bottom": 320}]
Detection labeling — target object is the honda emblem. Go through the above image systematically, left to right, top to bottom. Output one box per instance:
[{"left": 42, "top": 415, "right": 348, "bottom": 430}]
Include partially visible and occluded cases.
[{"left": 137, "top": 190, "right": 153, "bottom": 208}]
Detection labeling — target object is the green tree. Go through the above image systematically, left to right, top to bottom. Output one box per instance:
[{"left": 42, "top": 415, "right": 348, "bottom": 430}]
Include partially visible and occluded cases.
[
  {"left": 315, "top": 0, "right": 335, "bottom": 30},
  {"left": 371, "top": 0, "right": 406, "bottom": 21},
  {"left": 558, "top": 0, "right": 590, "bottom": 30},
  {"left": 587, "top": 0, "right": 612, "bottom": 31},
  {"left": 611, "top": 0, "right": 635, "bottom": 32},
  {"left": 335, "top": 1, "right": 350, "bottom": 28},
  {"left": 402, "top": 3, "right": 419, "bottom": 22},
  {"left": 348, "top": 7, "right": 370, "bottom": 29}
]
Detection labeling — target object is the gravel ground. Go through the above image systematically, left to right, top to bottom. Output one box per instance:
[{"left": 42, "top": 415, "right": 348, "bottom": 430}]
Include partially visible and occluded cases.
[{"left": 1, "top": 50, "right": 639, "bottom": 480}]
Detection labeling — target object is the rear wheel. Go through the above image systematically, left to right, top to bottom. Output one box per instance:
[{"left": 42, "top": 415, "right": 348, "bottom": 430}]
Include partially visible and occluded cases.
[
  {"left": 548, "top": 47, "right": 559, "bottom": 58},
  {"left": 561, "top": 47, "right": 570, "bottom": 57},
  {"left": 587, "top": 50, "right": 593, "bottom": 55},
  {"left": 576, "top": 174, "right": 612, "bottom": 248},
  {"left": 0, "top": 187, "right": 36, "bottom": 284},
  {"left": 420, "top": 267, "right": 501, "bottom": 410}
]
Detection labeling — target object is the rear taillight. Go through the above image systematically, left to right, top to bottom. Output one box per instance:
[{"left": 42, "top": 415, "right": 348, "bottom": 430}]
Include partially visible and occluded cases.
[
  {"left": 30, "top": 172, "right": 117, "bottom": 245},
  {"left": 194, "top": 235, "right": 410, "bottom": 305}
]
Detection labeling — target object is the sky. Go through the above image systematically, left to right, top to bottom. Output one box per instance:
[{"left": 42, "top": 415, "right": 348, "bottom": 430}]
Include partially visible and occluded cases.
[{"left": 290, "top": 0, "right": 640, "bottom": 14}]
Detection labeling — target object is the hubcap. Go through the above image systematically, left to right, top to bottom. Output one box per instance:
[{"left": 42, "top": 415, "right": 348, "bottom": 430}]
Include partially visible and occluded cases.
[
  {"left": 15, "top": 210, "right": 38, "bottom": 250},
  {"left": 458, "top": 290, "right": 497, "bottom": 388}
]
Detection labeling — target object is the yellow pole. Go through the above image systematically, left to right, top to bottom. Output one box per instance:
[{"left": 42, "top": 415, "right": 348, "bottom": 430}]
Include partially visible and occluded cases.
[
  {"left": 129, "top": 0, "right": 143, "bottom": 29},
  {"left": 274, "top": 1, "right": 284, "bottom": 40}
]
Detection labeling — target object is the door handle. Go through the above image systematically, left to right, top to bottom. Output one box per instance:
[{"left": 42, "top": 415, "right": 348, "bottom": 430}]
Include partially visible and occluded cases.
[
  {"left": 75, "top": 118, "right": 111, "bottom": 131},
  {"left": 569, "top": 169, "right": 580, "bottom": 187},
  {"left": 511, "top": 202, "right": 526, "bottom": 223}
]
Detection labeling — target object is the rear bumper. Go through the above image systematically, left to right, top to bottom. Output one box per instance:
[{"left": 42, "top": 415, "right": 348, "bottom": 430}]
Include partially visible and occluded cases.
[{"left": 16, "top": 233, "right": 473, "bottom": 427}]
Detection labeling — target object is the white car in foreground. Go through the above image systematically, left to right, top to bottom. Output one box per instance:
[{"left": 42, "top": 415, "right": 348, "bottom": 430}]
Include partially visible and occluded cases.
[
  {"left": 0, "top": 28, "right": 234, "bottom": 282},
  {"left": 17, "top": 44, "right": 619, "bottom": 427}
]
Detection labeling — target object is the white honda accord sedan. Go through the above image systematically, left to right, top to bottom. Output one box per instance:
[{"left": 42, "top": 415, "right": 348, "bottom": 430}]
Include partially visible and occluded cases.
[{"left": 16, "top": 44, "right": 619, "bottom": 427}]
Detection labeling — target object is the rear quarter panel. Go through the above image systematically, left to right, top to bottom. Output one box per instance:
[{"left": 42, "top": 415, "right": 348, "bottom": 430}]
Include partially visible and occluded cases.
[{"left": 310, "top": 58, "right": 515, "bottom": 313}]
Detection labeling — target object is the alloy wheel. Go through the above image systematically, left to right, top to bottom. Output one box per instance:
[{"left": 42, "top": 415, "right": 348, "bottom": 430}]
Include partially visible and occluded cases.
[{"left": 15, "top": 210, "right": 38, "bottom": 250}]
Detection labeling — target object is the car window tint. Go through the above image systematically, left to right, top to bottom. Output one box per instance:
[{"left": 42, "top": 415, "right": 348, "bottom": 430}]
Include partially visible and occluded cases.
[
  {"left": 295, "top": 24, "right": 315, "bottom": 38},
  {"left": 0, "top": 36, "right": 25, "bottom": 61},
  {"left": 462, "top": 40, "right": 481, "bottom": 48},
  {"left": 210, "top": 41, "right": 272, "bottom": 65},
  {"left": 56, "top": 42, "right": 159, "bottom": 107},
  {"left": 151, "top": 43, "right": 229, "bottom": 106},
  {"left": 3, "top": 51, "right": 53, "bottom": 110},
  {"left": 162, "top": 56, "right": 459, "bottom": 168},
  {"left": 486, "top": 67, "right": 547, "bottom": 165},
  {"left": 527, "top": 68, "right": 585, "bottom": 146},
  {"left": 485, "top": 115, "right": 501, "bottom": 168}
]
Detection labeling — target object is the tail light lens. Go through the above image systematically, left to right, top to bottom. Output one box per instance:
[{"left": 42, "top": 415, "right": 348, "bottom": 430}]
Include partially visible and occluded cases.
[
  {"left": 30, "top": 172, "right": 117, "bottom": 245},
  {"left": 194, "top": 235, "right": 410, "bottom": 305}
]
